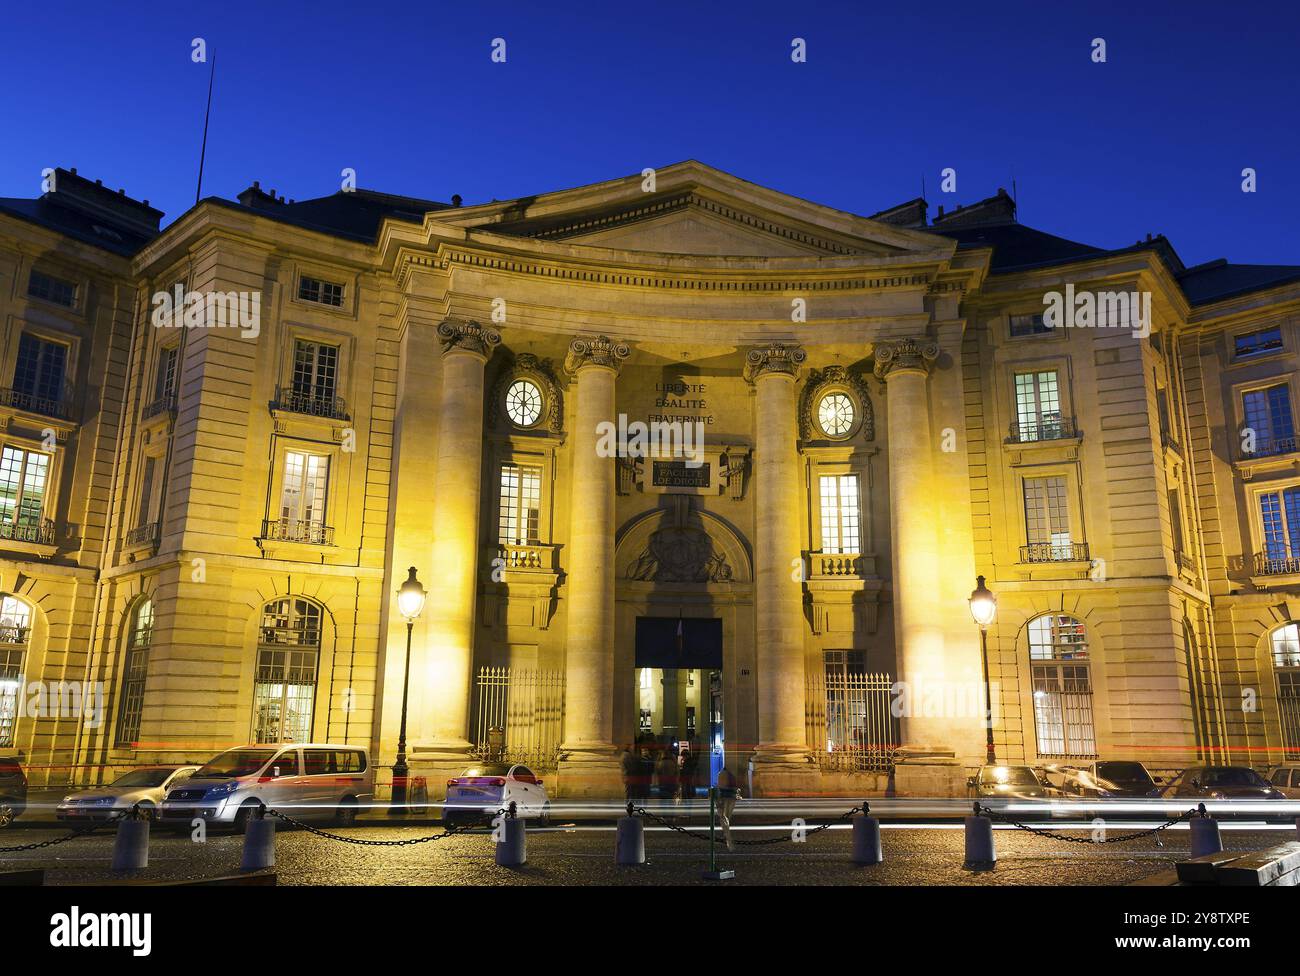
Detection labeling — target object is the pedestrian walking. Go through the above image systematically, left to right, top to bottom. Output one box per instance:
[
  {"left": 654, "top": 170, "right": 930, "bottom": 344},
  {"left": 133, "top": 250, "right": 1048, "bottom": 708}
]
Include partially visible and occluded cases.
[
  {"left": 679, "top": 746, "right": 699, "bottom": 800},
  {"left": 655, "top": 747, "right": 679, "bottom": 801},
  {"left": 715, "top": 765, "right": 740, "bottom": 850}
]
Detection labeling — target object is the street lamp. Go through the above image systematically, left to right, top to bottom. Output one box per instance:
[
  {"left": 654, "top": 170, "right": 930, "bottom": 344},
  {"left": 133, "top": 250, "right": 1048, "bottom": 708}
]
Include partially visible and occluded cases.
[
  {"left": 389, "top": 566, "right": 426, "bottom": 815},
  {"left": 968, "top": 574, "right": 998, "bottom": 765}
]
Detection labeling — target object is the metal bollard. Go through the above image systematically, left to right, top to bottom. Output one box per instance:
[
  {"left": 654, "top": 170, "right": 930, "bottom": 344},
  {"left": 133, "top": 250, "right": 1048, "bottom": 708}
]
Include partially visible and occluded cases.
[
  {"left": 616, "top": 801, "right": 645, "bottom": 865},
  {"left": 495, "top": 802, "right": 527, "bottom": 867},
  {"left": 851, "top": 802, "right": 883, "bottom": 865},
  {"left": 963, "top": 803, "right": 996, "bottom": 871},
  {"left": 1189, "top": 805, "right": 1222, "bottom": 859},
  {"left": 240, "top": 806, "right": 276, "bottom": 872},
  {"left": 111, "top": 807, "right": 150, "bottom": 871}
]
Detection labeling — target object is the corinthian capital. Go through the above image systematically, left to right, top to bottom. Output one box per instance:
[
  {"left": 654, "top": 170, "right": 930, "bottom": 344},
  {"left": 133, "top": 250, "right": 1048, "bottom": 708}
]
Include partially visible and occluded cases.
[
  {"left": 437, "top": 319, "right": 501, "bottom": 357},
  {"left": 564, "top": 335, "right": 630, "bottom": 375},
  {"left": 872, "top": 337, "right": 940, "bottom": 380},
  {"left": 743, "top": 342, "right": 806, "bottom": 384}
]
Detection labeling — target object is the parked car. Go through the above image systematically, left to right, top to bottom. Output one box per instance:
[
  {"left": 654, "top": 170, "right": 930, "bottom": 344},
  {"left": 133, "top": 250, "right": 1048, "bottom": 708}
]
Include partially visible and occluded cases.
[
  {"left": 160, "top": 744, "right": 373, "bottom": 832},
  {"left": 0, "top": 757, "right": 26, "bottom": 828},
  {"left": 1047, "top": 760, "right": 1163, "bottom": 799},
  {"left": 443, "top": 762, "right": 551, "bottom": 826},
  {"left": 968, "top": 764, "right": 1048, "bottom": 800},
  {"left": 1165, "top": 765, "right": 1287, "bottom": 819},
  {"left": 1267, "top": 765, "right": 1300, "bottom": 799},
  {"left": 57, "top": 766, "right": 199, "bottom": 822}
]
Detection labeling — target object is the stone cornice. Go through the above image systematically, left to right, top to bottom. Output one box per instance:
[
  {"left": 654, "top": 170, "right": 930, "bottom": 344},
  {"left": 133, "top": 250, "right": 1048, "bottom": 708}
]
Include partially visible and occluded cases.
[
  {"left": 437, "top": 318, "right": 501, "bottom": 357},
  {"left": 564, "top": 334, "right": 630, "bottom": 374},
  {"left": 872, "top": 337, "right": 939, "bottom": 379},
  {"left": 744, "top": 342, "right": 806, "bottom": 383}
]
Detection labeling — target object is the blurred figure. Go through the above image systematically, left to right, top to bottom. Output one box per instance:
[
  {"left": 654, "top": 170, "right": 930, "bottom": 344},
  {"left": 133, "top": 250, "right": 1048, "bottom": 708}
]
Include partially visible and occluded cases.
[
  {"left": 636, "top": 739, "right": 655, "bottom": 800},
  {"left": 619, "top": 744, "right": 638, "bottom": 802},
  {"left": 679, "top": 745, "right": 699, "bottom": 800},
  {"left": 655, "top": 746, "right": 679, "bottom": 801},
  {"left": 715, "top": 765, "right": 739, "bottom": 850}
]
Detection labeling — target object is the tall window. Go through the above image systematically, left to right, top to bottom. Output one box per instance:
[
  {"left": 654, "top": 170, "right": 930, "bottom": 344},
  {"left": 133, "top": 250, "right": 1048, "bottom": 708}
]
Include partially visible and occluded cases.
[
  {"left": 12, "top": 334, "right": 67, "bottom": 410},
  {"left": 291, "top": 340, "right": 339, "bottom": 403},
  {"left": 154, "top": 346, "right": 179, "bottom": 404},
  {"left": 1014, "top": 370, "right": 1063, "bottom": 440},
  {"left": 1243, "top": 383, "right": 1295, "bottom": 455},
  {"left": 0, "top": 447, "right": 49, "bottom": 530},
  {"left": 280, "top": 451, "right": 329, "bottom": 527},
  {"left": 136, "top": 456, "right": 157, "bottom": 531},
  {"left": 498, "top": 463, "right": 541, "bottom": 545},
  {"left": 819, "top": 474, "right": 861, "bottom": 554},
  {"left": 1023, "top": 476, "right": 1072, "bottom": 557},
  {"left": 1259, "top": 486, "right": 1300, "bottom": 568},
  {"left": 0, "top": 596, "right": 31, "bottom": 749},
  {"left": 253, "top": 598, "right": 322, "bottom": 743},
  {"left": 114, "top": 599, "right": 153, "bottom": 747},
  {"left": 1028, "top": 614, "right": 1096, "bottom": 758},
  {"left": 1270, "top": 623, "right": 1300, "bottom": 760}
]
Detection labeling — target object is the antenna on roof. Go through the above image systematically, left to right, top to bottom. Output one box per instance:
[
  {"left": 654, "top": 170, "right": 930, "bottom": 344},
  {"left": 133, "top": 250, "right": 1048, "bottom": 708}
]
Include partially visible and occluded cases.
[
  {"left": 195, "top": 53, "right": 217, "bottom": 206},
  {"left": 1011, "top": 173, "right": 1018, "bottom": 216},
  {"left": 920, "top": 174, "right": 926, "bottom": 200}
]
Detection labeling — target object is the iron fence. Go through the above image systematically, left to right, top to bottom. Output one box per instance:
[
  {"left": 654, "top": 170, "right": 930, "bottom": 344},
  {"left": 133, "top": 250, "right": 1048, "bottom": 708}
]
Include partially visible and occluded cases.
[
  {"left": 472, "top": 667, "right": 564, "bottom": 768},
  {"left": 805, "top": 670, "right": 899, "bottom": 772}
]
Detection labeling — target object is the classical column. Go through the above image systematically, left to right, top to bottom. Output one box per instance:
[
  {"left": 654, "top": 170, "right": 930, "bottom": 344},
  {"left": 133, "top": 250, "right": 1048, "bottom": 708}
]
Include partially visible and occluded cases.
[
  {"left": 420, "top": 319, "right": 500, "bottom": 757},
  {"left": 558, "top": 334, "right": 629, "bottom": 795},
  {"left": 873, "top": 337, "right": 951, "bottom": 756},
  {"left": 745, "top": 343, "right": 816, "bottom": 792}
]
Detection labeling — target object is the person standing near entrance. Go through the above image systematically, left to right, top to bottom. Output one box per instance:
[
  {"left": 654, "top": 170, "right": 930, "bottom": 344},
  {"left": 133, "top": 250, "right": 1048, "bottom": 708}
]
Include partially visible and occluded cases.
[
  {"left": 619, "top": 744, "right": 638, "bottom": 801},
  {"left": 679, "top": 745, "right": 699, "bottom": 800},
  {"left": 655, "top": 746, "right": 679, "bottom": 801},
  {"left": 715, "top": 765, "right": 739, "bottom": 850}
]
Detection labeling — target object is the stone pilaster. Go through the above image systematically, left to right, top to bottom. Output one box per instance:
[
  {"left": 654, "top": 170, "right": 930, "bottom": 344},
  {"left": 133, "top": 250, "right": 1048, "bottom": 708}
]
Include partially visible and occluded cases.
[
  {"left": 414, "top": 319, "right": 500, "bottom": 761},
  {"left": 557, "top": 334, "right": 629, "bottom": 796},
  {"left": 874, "top": 337, "right": 965, "bottom": 793},
  {"left": 745, "top": 342, "right": 818, "bottom": 794}
]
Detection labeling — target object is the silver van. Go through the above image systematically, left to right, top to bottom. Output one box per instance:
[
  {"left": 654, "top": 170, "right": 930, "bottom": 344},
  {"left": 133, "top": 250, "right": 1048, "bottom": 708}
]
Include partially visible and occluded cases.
[{"left": 160, "top": 744, "right": 373, "bottom": 832}]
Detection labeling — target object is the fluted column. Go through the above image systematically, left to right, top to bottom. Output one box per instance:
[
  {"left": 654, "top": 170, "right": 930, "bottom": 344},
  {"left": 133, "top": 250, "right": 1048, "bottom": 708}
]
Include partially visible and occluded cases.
[
  {"left": 422, "top": 319, "right": 500, "bottom": 757},
  {"left": 558, "top": 335, "right": 628, "bottom": 794},
  {"left": 874, "top": 337, "right": 949, "bottom": 754},
  {"left": 745, "top": 343, "right": 815, "bottom": 787}
]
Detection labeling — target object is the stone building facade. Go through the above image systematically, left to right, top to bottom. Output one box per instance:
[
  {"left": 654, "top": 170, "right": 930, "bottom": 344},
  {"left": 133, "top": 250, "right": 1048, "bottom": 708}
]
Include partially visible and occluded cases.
[{"left": 1, "top": 161, "right": 1298, "bottom": 796}]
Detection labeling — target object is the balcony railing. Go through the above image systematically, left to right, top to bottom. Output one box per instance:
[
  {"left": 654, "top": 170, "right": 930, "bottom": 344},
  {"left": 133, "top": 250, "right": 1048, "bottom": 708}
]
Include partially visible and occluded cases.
[
  {"left": 0, "top": 386, "right": 70, "bottom": 420},
  {"left": 270, "top": 386, "right": 349, "bottom": 421},
  {"left": 142, "top": 394, "right": 176, "bottom": 420},
  {"left": 1007, "top": 416, "right": 1078, "bottom": 444},
  {"left": 1243, "top": 435, "right": 1298, "bottom": 459},
  {"left": 0, "top": 518, "right": 55, "bottom": 546},
  {"left": 261, "top": 518, "right": 334, "bottom": 545},
  {"left": 125, "top": 522, "right": 159, "bottom": 548},
  {"left": 1020, "top": 541, "right": 1090, "bottom": 563},
  {"left": 496, "top": 543, "right": 558, "bottom": 571},
  {"left": 1255, "top": 550, "right": 1300, "bottom": 576},
  {"left": 810, "top": 552, "right": 865, "bottom": 577}
]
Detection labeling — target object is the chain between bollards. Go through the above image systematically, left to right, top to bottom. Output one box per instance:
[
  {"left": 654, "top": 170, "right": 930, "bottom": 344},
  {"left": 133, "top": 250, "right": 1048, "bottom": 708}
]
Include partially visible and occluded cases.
[
  {"left": 972, "top": 800, "right": 1203, "bottom": 845},
  {"left": 632, "top": 801, "right": 863, "bottom": 846}
]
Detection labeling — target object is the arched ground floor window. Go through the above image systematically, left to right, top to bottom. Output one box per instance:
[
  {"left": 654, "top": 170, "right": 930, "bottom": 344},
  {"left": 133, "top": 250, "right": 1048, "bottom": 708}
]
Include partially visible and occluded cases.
[
  {"left": 252, "top": 597, "right": 322, "bottom": 743},
  {"left": 1028, "top": 613, "right": 1096, "bottom": 758},
  {"left": 1270, "top": 623, "right": 1300, "bottom": 760}
]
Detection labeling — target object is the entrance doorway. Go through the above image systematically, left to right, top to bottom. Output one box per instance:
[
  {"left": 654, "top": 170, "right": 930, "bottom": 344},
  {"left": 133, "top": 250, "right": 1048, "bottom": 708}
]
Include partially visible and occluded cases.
[{"left": 633, "top": 617, "right": 722, "bottom": 797}]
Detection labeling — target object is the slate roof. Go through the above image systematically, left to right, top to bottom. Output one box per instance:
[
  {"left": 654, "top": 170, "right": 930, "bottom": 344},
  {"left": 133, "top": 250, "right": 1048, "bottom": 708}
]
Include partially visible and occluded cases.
[{"left": 0, "top": 195, "right": 156, "bottom": 257}]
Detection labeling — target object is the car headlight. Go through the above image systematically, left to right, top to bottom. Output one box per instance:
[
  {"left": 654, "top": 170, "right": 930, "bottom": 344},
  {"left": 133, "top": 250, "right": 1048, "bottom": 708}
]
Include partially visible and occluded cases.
[
  {"left": 205, "top": 781, "right": 240, "bottom": 798},
  {"left": 60, "top": 795, "right": 74, "bottom": 804}
]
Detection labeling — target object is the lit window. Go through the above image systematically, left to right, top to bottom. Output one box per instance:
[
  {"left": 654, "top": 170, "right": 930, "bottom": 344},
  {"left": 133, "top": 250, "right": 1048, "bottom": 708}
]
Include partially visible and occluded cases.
[
  {"left": 27, "top": 270, "right": 76, "bottom": 307},
  {"left": 297, "top": 275, "right": 344, "bottom": 307},
  {"left": 1235, "top": 327, "right": 1283, "bottom": 359},
  {"left": 292, "top": 340, "right": 338, "bottom": 402},
  {"left": 1014, "top": 371, "right": 1063, "bottom": 440},
  {"left": 505, "top": 380, "right": 543, "bottom": 428},
  {"left": 817, "top": 393, "right": 855, "bottom": 438},
  {"left": 0, "top": 446, "right": 50, "bottom": 529},
  {"left": 280, "top": 451, "right": 330, "bottom": 527},
  {"left": 498, "top": 463, "right": 542, "bottom": 545},
  {"left": 819, "top": 474, "right": 861, "bottom": 554},
  {"left": 1023, "top": 476, "right": 1071, "bottom": 557},
  {"left": 0, "top": 596, "right": 31, "bottom": 749},
  {"left": 253, "top": 598, "right": 321, "bottom": 743},
  {"left": 114, "top": 600, "right": 153, "bottom": 747},
  {"left": 1027, "top": 614, "right": 1095, "bottom": 758},
  {"left": 1269, "top": 624, "right": 1300, "bottom": 759}
]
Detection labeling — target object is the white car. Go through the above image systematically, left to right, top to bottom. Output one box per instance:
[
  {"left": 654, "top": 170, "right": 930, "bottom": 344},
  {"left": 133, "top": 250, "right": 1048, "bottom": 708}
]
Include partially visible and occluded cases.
[
  {"left": 443, "top": 763, "right": 551, "bottom": 826},
  {"left": 57, "top": 766, "right": 200, "bottom": 821},
  {"left": 1267, "top": 766, "right": 1300, "bottom": 799}
]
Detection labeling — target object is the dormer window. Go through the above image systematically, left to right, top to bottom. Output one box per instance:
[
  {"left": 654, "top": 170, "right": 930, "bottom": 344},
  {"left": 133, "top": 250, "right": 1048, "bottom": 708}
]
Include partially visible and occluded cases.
[
  {"left": 27, "top": 269, "right": 76, "bottom": 308},
  {"left": 297, "top": 275, "right": 344, "bottom": 308},
  {"left": 1234, "top": 326, "right": 1283, "bottom": 359}
]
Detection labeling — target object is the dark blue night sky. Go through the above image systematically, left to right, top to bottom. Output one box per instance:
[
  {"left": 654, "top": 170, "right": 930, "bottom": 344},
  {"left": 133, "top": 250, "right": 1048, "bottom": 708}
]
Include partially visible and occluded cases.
[{"left": 3, "top": 0, "right": 1296, "bottom": 264}]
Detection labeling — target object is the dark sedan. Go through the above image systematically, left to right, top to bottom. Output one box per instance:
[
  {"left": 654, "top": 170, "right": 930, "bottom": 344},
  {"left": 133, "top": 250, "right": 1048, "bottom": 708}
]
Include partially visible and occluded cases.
[
  {"left": 0, "top": 757, "right": 26, "bottom": 827},
  {"left": 1052, "top": 760, "right": 1163, "bottom": 799},
  {"left": 1166, "top": 765, "right": 1289, "bottom": 820}
]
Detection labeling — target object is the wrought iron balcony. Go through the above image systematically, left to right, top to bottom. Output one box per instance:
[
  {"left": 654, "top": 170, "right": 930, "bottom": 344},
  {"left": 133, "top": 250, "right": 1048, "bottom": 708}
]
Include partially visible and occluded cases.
[
  {"left": 270, "top": 385, "right": 349, "bottom": 421},
  {"left": 0, "top": 386, "right": 71, "bottom": 420},
  {"left": 142, "top": 394, "right": 176, "bottom": 420},
  {"left": 1006, "top": 416, "right": 1077, "bottom": 444},
  {"left": 1242, "top": 435, "right": 1299, "bottom": 459},
  {"left": 0, "top": 518, "right": 55, "bottom": 546},
  {"left": 261, "top": 518, "right": 334, "bottom": 545},
  {"left": 126, "top": 522, "right": 159, "bottom": 548},
  {"left": 1019, "top": 541, "right": 1090, "bottom": 563},
  {"left": 1255, "top": 550, "right": 1300, "bottom": 576}
]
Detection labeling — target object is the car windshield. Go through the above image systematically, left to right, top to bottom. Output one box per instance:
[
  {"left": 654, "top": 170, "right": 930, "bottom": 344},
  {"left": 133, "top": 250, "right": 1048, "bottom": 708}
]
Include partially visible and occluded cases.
[
  {"left": 195, "top": 749, "right": 276, "bottom": 779},
  {"left": 1095, "top": 762, "right": 1153, "bottom": 786},
  {"left": 459, "top": 764, "right": 512, "bottom": 778},
  {"left": 981, "top": 766, "right": 1039, "bottom": 787},
  {"left": 1202, "top": 767, "right": 1266, "bottom": 788},
  {"left": 110, "top": 768, "right": 173, "bottom": 788}
]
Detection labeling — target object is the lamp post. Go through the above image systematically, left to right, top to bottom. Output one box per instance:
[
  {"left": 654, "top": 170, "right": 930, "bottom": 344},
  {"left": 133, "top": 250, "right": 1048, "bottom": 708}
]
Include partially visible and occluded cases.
[
  {"left": 389, "top": 566, "right": 426, "bottom": 815},
  {"left": 968, "top": 574, "right": 998, "bottom": 765}
]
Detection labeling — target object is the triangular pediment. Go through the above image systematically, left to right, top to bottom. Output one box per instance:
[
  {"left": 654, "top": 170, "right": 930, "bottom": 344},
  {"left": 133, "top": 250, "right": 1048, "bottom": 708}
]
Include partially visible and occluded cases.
[{"left": 432, "top": 161, "right": 950, "bottom": 260}]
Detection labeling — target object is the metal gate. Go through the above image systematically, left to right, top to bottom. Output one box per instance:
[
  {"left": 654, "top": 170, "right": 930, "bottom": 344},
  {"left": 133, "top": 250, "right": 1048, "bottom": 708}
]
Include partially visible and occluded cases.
[
  {"left": 472, "top": 667, "right": 564, "bottom": 768},
  {"left": 805, "top": 670, "right": 899, "bottom": 772}
]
